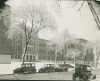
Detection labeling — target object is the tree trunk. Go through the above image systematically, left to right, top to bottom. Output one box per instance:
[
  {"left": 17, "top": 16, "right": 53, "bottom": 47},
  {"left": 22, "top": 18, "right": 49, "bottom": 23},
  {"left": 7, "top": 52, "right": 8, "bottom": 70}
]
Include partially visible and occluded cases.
[
  {"left": 87, "top": 1, "right": 100, "bottom": 31},
  {"left": 22, "top": 42, "right": 28, "bottom": 64},
  {"left": 54, "top": 45, "right": 58, "bottom": 68},
  {"left": 64, "top": 45, "right": 67, "bottom": 65},
  {"left": 74, "top": 51, "right": 76, "bottom": 65},
  {"left": 64, "top": 54, "right": 66, "bottom": 64},
  {"left": 84, "top": 55, "right": 86, "bottom": 64},
  {"left": 84, "top": 58, "right": 85, "bottom": 64},
  {"left": 96, "top": 58, "right": 98, "bottom": 67}
]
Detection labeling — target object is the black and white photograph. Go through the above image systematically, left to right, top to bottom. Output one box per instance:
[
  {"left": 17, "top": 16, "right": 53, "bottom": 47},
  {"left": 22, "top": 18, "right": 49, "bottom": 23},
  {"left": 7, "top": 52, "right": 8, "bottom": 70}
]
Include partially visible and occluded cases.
[{"left": 0, "top": 0, "right": 100, "bottom": 81}]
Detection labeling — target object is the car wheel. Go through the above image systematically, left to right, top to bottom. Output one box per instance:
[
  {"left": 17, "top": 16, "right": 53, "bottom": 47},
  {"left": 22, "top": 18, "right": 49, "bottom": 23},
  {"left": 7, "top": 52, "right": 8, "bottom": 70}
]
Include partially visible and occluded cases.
[
  {"left": 65, "top": 68, "right": 68, "bottom": 72},
  {"left": 39, "top": 69, "right": 42, "bottom": 73},
  {"left": 52, "top": 69, "right": 55, "bottom": 72},
  {"left": 13, "top": 71, "right": 16, "bottom": 74},
  {"left": 73, "top": 74, "right": 76, "bottom": 81},
  {"left": 93, "top": 74, "right": 96, "bottom": 79},
  {"left": 83, "top": 76, "right": 88, "bottom": 81}
]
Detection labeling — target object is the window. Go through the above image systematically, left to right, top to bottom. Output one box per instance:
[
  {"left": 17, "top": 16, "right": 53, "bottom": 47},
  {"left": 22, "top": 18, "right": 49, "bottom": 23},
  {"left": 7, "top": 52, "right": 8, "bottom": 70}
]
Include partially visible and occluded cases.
[
  {"left": 13, "top": 38, "right": 15, "bottom": 42},
  {"left": 18, "top": 40, "right": 20, "bottom": 43},
  {"left": 30, "top": 40, "right": 31, "bottom": 45},
  {"left": 34, "top": 41, "right": 35, "bottom": 52},
  {"left": 40, "top": 43, "right": 41, "bottom": 47},
  {"left": 43, "top": 43, "right": 44, "bottom": 47},
  {"left": 45, "top": 44, "right": 46, "bottom": 47},
  {"left": 12, "top": 45, "right": 15, "bottom": 50},
  {"left": 12, "top": 45, "right": 13, "bottom": 50},
  {"left": 16, "top": 45, "right": 18, "bottom": 51},
  {"left": 18, "top": 46, "right": 20, "bottom": 51},
  {"left": 29, "top": 47, "right": 31, "bottom": 52},
  {"left": 31, "top": 47, "right": 32, "bottom": 52},
  {"left": 32, "top": 47, "right": 34, "bottom": 52},
  {"left": 40, "top": 49, "right": 41, "bottom": 53},
  {"left": 43, "top": 50, "right": 44, "bottom": 54},
  {"left": 44, "top": 50, "right": 45, "bottom": 54},
  {"left": 18, "top": 54, "right": 20, "bottom": 59},
  {"left": 26, "top": 55, "right": 28, "bottom": 60},
  {"left": 30, "top": 55, "right": 32, "bottom": 61},
  {"left": 33, "top": 56, "right": 35, "bottom": 61},
  {"left": 39, "top": 56, "right": 41, "bottom": 60},
  {"left": 43, "top": 56, "right": 45, "bottom": 60},
  {"left": 43, "top": 56, "right": 44, "bottom": 60},
  {"left": 44, "top": 56, "right": 46, "bottom": 60},
  {"left": 48, "top": 56, "right": 50, "bottom": 60},
  {"left": 52, "top": 56, "right": 54, "bottom": 60},
  {"left": 26, "top": 64, "right": 28, "bottom": 67},
  {"left": 32, "top": 64, "right": 35, "bottom": 67}
]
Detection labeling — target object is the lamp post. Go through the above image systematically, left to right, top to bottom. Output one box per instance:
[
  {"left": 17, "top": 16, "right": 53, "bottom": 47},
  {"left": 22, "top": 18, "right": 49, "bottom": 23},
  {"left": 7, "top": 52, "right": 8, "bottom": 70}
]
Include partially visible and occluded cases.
[{"left": 74, "top": 49, "right": 78, "bottom": 69}]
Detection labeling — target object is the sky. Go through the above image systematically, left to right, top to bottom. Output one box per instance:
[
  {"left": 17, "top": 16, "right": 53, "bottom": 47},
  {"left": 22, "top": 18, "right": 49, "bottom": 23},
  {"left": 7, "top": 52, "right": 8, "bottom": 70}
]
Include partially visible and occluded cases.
[{"left": 6, "top": 0, "right": 100, "bottom": 42}]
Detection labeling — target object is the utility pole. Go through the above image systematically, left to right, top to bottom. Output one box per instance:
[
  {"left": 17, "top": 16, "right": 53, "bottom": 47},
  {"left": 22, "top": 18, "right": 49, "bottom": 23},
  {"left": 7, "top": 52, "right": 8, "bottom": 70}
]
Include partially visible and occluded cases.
[{"left": 74, "top": 51, "right": 75, "bottom": 67}]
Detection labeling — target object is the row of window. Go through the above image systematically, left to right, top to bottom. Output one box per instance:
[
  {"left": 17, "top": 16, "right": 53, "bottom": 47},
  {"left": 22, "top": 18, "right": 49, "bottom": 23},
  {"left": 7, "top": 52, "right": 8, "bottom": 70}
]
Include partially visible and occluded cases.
[
  {"left": 13, "top": 37, "right": 21, "bottom": 43},
  {"left": 28, "top": 40, "right": 35, "bottom": 45},
  {"left": 39, "top": 42, "right": 46, "bottom": 47},
  {"left": 12, "top": 44, "right": 21, "bottom": 51},
  {"left": 27, "top": 47, "right": 35, "bottom": 53},
  {"left": 38, "top": 49, "right": 46, "bottom": 54},
  {"left": 38, "top": 49, "right": 55, "bottom": 55},
  {"left": 48, "top": 50, "right": 55, "bottom": 55},
  {"left": 11, "top": 53, "right": 21, "bottom": 59},
  {"left": 11, "top": 53, "right": 64, "bottom": 61},
  {"left": 11, "top": 54, "right": 36, "bottom": 61},
  {"left": 25, "top": 55, "right": 35, "bottom": 61},
  {"left": 38, "top": 56, "right": 64, "bottom": 61},
  {"left": 38, "top": 56, "right": 51, "bottom": 60}
]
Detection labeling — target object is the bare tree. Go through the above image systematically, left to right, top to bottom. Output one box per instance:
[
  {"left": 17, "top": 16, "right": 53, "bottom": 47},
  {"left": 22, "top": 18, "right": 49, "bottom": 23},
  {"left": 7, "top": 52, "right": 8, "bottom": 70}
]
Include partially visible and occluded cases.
[
  {"left": 7, "top": 1, "right": 57, "bottom": 64},
  {"left": 60, "top": 29, "right": 73, "bottom": 64},
  {"left": 48, "top": 32, "right": 62, "bottom": 67},
  {"left": 81, "top": 41, "right": 93, "bottom": 64},
  {"left": 93, "top": 41, "right": 100, "bottom": 67}
]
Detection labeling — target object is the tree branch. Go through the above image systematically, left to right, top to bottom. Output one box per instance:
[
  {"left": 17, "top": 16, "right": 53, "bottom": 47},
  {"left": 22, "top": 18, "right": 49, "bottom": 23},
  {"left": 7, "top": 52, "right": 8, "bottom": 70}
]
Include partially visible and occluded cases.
[
  {"left": 71, "top": 0, "right": 80, "bottom": 9},
  {"left": 78, "top": 1, "right": 85, "bottom": 11},
  {"left": 88, "top": 1, "right": 100, "bottom": 31},
  {"left": 11, "top": 13, "right": 27, "bottom": 21},
  {"left": 12, "top": 20, "right": 25, "bottom": 31},
  {"left": 29, "top": 26, "right": 51, "bottom": 39}
]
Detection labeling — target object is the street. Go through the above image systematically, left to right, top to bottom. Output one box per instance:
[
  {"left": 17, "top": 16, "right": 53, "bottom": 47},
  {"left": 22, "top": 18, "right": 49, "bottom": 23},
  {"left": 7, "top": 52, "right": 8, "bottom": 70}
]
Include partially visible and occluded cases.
[
  {"left": 0, "top": 68, "right": 100, "bottom": 80},
  {"left": 0, "top": 71, "right": 73, "bottom": 80}
]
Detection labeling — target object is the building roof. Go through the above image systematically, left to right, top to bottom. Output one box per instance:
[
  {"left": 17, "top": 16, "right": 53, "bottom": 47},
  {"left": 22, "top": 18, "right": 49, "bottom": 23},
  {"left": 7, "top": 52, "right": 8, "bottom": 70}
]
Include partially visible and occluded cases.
[{"left": 38, "top": 38, "right": 49, "bottom": 42}]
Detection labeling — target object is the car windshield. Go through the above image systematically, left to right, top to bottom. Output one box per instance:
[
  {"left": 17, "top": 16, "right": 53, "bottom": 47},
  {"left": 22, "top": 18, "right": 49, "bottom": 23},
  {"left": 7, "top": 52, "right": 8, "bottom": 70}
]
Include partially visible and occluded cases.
[
  {"left": 26, "top": 64, "right": 29, "bottom": 67},
  {"left": 32, "top": 64, "right": 35, "bottom": 67},
  {"left": 51, "top": 65, "right": 54, "bottom": 67},
  {"left": 86, "top": 66, "right": 91, "bottom": 71}
]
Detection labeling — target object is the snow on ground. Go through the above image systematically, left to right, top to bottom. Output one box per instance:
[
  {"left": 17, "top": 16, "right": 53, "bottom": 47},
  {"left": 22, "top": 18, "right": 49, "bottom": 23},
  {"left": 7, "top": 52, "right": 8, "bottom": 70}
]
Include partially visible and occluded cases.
[{"left": 0, "top": 62, "right": 55, "bottom": 74}]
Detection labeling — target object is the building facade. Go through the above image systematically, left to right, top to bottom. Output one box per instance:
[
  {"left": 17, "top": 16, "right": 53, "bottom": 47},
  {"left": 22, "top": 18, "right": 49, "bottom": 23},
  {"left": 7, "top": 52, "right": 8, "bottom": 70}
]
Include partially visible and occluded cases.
[
  {"left": 0, "top": 5, "right": 96, "bottom": 64},
  {"left": 0, "top": 6, "right": 63, "bottom": 63}
]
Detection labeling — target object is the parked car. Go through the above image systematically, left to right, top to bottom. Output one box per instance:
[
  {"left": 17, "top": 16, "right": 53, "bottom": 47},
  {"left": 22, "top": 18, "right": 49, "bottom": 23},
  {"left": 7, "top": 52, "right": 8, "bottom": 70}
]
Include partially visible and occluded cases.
[
  {"left": 13, "top": 63, "right": 36, "bottom": 74},
  {"left": 72, "top": 63, "right": 96, "bottom": 81},
  {"left": 39, "top": 64, "right": 55, "bottom": 73},
  {"left": 55, "top": 64, "right": 68, "bottom": 72}
]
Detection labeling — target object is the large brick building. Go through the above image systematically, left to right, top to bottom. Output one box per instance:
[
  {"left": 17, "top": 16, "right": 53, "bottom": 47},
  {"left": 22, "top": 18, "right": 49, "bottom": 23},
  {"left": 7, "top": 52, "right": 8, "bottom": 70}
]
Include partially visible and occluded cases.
[{"left": 0, "top": 4, "right": 96, "bottom": 64}]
